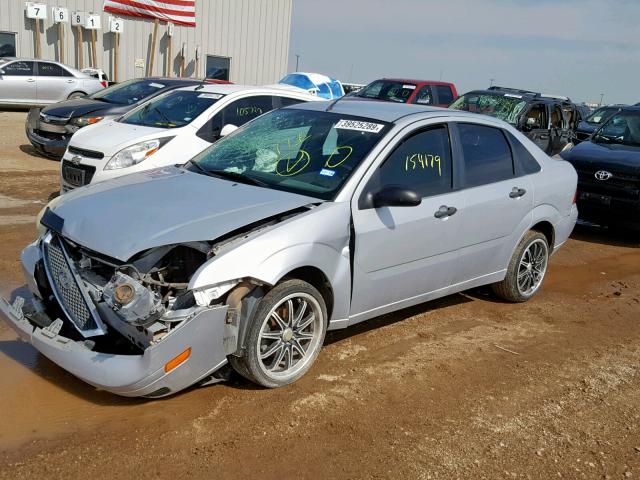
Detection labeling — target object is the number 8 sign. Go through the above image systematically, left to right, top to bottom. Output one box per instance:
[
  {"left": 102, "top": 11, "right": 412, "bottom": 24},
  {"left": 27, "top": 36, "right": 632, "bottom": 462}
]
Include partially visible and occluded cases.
[{"left": 71, "top": 11, "right": 86, "bottom": 27}]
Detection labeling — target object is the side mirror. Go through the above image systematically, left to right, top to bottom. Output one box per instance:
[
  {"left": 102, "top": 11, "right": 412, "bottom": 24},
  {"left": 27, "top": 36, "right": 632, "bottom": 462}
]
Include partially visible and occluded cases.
[
  {"left": 220, "top": 124, "right": 238, "bottom": 137},
  {"left": 371, "top": 186, "right": 421, "bottom": 208}
]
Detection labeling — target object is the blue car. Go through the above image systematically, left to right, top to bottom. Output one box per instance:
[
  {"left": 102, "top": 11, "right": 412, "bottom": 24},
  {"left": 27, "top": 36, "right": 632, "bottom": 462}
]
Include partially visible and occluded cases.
[{"left": 279, "top": 72, "right": 344, "bottom": 100}]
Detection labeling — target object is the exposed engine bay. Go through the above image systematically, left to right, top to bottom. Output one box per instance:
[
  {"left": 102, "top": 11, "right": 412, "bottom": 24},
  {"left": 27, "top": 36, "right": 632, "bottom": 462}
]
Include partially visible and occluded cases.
[{"left": 34, "top": 206, "right": 313, "bottom": 355}]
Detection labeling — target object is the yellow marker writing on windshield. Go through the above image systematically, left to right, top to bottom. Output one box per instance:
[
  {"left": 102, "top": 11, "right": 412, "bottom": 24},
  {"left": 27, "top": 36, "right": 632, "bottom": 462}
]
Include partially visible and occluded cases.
[{"left": 325, "top": 145, "right": 353, "bottom": 168}]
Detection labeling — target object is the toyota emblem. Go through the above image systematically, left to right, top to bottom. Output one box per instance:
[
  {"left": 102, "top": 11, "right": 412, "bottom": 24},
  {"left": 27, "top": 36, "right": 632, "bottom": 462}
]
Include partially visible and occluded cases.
[{"left": 594, "top": 170, "right": 612, "bottom": 181}]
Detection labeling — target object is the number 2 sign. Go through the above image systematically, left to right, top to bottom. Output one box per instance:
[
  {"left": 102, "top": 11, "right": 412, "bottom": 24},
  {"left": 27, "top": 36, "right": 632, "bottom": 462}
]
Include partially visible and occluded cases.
[{"left": 109, "top": 17, "right": 124, "bottom": 34}]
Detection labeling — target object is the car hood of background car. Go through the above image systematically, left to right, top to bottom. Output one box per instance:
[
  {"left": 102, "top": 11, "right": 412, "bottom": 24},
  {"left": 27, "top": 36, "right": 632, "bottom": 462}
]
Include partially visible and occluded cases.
[
  {"left": 40, "top": 97, "right": 130, "bottom": 119},
  {"left": 69, "top": 119, "right": 175, "bottom": 156},
  {"left": 561, "top": 140, "right": 640, "bottom": 174},
  {"left": 49, "top": 166, "right": 320, "bottom": 261}
]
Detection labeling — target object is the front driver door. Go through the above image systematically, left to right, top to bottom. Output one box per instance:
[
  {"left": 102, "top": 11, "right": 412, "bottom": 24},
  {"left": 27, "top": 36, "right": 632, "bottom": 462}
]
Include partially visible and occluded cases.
[
  {"left": 0, "top": 60, "right": 36, "bottom": 103},
  {"left": 350, "top": 123, "right": 465, "bottom": 324}
]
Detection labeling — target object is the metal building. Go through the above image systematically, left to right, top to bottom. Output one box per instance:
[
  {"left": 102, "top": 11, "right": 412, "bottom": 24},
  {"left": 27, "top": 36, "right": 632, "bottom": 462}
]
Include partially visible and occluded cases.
[{"left": 0, "top": 0, "right": 293, "bottom": 84}]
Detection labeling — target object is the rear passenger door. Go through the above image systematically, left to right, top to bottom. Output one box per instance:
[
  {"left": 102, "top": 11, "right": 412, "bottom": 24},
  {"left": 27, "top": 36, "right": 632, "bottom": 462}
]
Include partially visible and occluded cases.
[
  {"left": 36, "top": 62, "right": 77, "bottom": 103},
  {"left": 520, "top": 103, "right": 550, "bottom": 153},
  {"left": 549, "top": 104, "right": 568, "bottom": 155},
  {"left": 450, "top": 122, "right": 533, "bottom": 285}
]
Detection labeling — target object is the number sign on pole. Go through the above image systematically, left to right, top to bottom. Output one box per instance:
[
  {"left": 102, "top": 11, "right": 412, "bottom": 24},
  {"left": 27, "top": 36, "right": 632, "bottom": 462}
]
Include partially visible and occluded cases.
[
  {"left": 26, "top": 3, "right": 46, "bottom": 59},
  {"left": 53, "top": 8, "right": 68, "bottom": 63},
  {"left": 72, "top": 12, "right": 86, "bottom": 69},
  {"left": 109, "top": 17, "right": 123, "bottom": 82}
]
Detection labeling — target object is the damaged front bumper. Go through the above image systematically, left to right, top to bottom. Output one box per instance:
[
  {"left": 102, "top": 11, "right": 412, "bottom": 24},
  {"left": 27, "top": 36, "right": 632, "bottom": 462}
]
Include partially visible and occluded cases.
[{"left": 0, "top": 295, "right": 230, "bottom": 398}]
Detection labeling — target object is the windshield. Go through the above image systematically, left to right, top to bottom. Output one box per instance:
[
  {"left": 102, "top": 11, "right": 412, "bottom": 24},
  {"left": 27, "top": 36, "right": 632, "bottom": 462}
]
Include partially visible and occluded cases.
[
  {"left": 89, "top": 79, "right": 171, "bottom": 105},
  {"left": 356, "top": 80, "right": 417, "bottom": 103},
  {"left": 120, "top": 90, "right": 222, "bottom": 128},
  {"left": 449, "top": 93, "right": 528, "bottom": 124},
  {"left": 585, "top": 106, "right": 618, "bottom": 125},
  {"left": 187, "top": 108, "right": 390, "bottom": 200},
  {"left": 592, "top": 110, "right": 640, "bottom": 147}
]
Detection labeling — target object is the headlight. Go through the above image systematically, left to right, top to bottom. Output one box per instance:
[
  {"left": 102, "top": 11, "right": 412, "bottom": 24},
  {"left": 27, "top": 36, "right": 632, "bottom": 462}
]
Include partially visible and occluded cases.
[
  {"left": 71, "top": 116, "right": 104, "bottom": 127},
  {"left": 105, "top": 139, "right": 164, "bottom": 170}
]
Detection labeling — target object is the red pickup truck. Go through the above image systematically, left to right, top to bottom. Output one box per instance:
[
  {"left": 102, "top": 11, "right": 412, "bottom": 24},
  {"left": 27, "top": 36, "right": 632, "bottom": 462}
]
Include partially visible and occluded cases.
[{"left": 351, "top": 78, "right": 458, "bottom": 107}]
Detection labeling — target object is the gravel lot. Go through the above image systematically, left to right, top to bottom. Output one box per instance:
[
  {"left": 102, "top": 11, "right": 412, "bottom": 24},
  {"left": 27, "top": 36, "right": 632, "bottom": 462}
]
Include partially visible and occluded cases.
[{"left": 0, "top": 110, "right": 638, "bottom": 479}]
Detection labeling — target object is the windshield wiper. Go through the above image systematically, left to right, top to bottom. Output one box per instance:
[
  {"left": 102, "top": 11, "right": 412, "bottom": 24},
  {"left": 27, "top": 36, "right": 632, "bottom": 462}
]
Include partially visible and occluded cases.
[
  {"left": 152, "top": 107, "right": 172, "bottom": 124},
  {"left": 206, "top": 169, "right": 269, "bottom": 187}
]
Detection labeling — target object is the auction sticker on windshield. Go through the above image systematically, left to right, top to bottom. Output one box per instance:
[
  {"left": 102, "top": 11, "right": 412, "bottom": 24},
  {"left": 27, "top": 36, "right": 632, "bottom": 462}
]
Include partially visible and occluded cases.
[
  {"left": 149, "top": 83, "right": 165, "bottom": 88},
  {"left": 198, "top": 93, "right": 223, "bottom": 99},
  {"left": 335, "top": 119, "right": 384, "bottom": 133}
]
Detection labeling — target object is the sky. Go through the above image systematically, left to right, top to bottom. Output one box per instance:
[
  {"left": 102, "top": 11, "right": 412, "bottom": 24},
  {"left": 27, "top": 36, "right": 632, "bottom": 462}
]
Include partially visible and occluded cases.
[{"left": 287, "top": 0, "right": 639, "bottom": 105}]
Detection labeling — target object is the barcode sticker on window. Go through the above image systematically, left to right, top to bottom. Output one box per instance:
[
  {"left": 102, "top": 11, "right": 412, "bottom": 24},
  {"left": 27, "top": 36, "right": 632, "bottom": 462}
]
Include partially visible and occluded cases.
[{"left": 335, "top": 119, "right": 384, "bottom": 133}]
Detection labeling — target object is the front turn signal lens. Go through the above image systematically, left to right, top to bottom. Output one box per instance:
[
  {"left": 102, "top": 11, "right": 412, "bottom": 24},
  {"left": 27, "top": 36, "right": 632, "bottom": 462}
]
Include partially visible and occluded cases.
[{"left": 164, "top": 347, "right": 191, "bottom": 373}]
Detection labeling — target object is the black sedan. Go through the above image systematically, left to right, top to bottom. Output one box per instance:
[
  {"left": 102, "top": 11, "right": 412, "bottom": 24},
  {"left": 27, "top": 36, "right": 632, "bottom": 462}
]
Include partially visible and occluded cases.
[
  {"left": 26, "top": 77, "right": 203, "bottom": 159},
  {"left": 572, "top": 105, "right": 625, "bottom": 145},
  {"left": 561, "top": 106, "right": 640, "bottom": 230}
]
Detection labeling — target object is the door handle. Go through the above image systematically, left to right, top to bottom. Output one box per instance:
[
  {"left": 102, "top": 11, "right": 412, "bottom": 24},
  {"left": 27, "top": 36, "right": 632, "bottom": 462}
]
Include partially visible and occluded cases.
[
  {"left": 27, "top": 78, "right": 36, "bottom": 82},
  {"left": 66, "top": 79, "right": 74, "bottom": 83},
  {"left": 538, "top": 134, "right": 549, "bottom": 139},
  {"left": 509, "top": 187, "right": 527, "bottom": 198},
  {"left": 434, "top": 205, "right": 457, "bottom": 219}
]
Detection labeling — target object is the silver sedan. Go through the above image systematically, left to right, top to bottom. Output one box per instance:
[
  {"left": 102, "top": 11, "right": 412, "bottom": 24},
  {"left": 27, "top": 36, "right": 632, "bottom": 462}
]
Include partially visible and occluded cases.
[
  {"left": 0, "top": 58, "right": 104, "bottom": 106},
  {"left": 0, "top": 101, "right": 578, "bottom": 396}
]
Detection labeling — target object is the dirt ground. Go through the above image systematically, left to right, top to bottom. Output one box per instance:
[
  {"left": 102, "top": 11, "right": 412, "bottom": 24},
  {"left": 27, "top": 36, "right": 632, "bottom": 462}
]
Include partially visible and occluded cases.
[{"left": 0, "top": 110, "right": 638, "bottom": 479}]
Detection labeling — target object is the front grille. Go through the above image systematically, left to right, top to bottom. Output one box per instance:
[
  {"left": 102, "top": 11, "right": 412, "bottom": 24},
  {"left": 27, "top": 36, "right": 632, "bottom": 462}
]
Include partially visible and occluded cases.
[
  {"left": 40, "top": 113, "right": 68, "bottom": 125},
  {"left": 34, "top": 129, "right": 67, "bottom": 141},
  {"left": 68, "top": 146, "right": 104, "bottom": 159},
  {"left": 575, "top": 166, "right": 639, "bottom": 200},
  {"left": 42, "top": 234, "right": 104, "bottom": 337}
]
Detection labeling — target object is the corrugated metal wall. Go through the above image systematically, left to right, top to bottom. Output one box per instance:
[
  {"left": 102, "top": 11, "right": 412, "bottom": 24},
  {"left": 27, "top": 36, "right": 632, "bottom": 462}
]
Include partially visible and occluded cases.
[{"left": 0, "top": 0, "right": 292, "bottom": 84}]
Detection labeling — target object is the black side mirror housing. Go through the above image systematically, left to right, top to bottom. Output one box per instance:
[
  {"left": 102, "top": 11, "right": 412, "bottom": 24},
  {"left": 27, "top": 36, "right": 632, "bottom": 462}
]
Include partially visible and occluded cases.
[{"left": 367, "top": 185, "right": 421, "bottom": 209}]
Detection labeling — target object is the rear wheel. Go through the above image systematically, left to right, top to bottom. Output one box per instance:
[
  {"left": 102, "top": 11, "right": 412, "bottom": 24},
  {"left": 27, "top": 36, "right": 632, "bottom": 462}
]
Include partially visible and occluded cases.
[
  {"left": 67, "top": 91, "right": 86, "bottom": 99},
  {"left": 492, "top": 231, "right": 549, "bottom": 302},
  {"left": 230, "top": 279, "right": 327, "bottom": 388}
]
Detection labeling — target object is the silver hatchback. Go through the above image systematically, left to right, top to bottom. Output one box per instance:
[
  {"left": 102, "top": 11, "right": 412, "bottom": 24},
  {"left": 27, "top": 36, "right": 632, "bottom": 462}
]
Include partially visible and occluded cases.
[
  {"left": 0, "top": 58, "right": 104, "bottom": 106},
  {"left": 0, "top": 101, "right": 578, "bottom": 397}
]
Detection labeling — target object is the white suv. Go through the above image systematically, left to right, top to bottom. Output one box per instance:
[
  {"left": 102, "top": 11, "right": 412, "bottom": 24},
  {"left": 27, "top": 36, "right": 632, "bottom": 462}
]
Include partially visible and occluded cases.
[{"left": 60, "top": 84, "right": 319, "bottom": 192}]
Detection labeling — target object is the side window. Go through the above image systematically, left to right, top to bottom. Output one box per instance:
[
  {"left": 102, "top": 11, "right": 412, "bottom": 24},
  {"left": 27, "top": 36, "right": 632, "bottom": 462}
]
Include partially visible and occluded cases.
[
  {"left": 3, "top": 61, "right": 34, "bottom": 76},
  {"left": 38, "top": 62, "right": 71, "bottom": 77},
  {"left": 413, "top": 85, "right": 433, "bottom": 105},
  {"left": 434, "top": 85, "right": 454, "bottom": 105},
  {"left": 197, "top": 95, "right": 274, "bottom": 142},
  {"left": 221, "top": 95, "right": 274, "bottom": 127},
  {"left": 275, "top": 96, "right": 306, "bottom": 108},
  {"left": 523, "top": 104, "right": 547, "bottom": 129},
  {"left": 550, "top": 105, "right": 563, "bottom": 128},
  {"left": 458, "top": 123, "right": 514, "bottom": 188},
  {"left": 375, "top": 125, "right": 453, "bottom": 197},
  {"left": 506, "top": 132, "right": 541, "bottom": 175}
]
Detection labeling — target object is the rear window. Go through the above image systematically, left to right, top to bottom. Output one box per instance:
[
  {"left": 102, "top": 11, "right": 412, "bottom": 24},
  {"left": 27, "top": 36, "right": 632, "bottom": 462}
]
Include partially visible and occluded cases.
[
  {"left": 356, "top": 80, "right": 416, "bottom": 103},
  {"left": 434, "top": 85, "right": 454, "bottom": 104},
  {"left": 121, "top": 90, "right": 223, "bottom": 129}
]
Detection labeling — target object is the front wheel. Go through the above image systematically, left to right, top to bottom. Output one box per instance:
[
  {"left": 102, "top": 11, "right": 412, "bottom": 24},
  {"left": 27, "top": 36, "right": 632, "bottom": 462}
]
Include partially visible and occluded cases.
[
  {"left": 492, "top": 231, "right": 549, "bottom": 302},
  {"left": 230, "top": 279, "right": 327, "bottom": 388}
]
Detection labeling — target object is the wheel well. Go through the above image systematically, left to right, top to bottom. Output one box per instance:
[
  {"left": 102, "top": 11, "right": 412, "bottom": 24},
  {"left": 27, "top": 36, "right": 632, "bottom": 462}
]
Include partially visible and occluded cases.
[
  {"left": 531, "top": 221, "right": 555, "bottom": 252},
  {"left": 282, "top": 267, "right": 334, "bottom": 319}
]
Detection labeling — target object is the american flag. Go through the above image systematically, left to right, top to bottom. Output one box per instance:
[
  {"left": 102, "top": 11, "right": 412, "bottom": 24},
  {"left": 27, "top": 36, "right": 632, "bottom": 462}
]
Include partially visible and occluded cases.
[{"left": 103, "top": 0, "right": 196, "bottom": 27}]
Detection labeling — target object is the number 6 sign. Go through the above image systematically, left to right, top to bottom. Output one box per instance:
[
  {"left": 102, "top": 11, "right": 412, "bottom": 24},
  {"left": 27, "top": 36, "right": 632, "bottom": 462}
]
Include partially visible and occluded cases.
[{"left": 53, "top": 7, "right": 68, "bottom": 23}]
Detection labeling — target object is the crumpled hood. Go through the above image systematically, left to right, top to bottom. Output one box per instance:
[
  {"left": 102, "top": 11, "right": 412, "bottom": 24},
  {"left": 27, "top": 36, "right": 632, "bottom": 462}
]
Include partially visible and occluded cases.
[
  {"left": 41, "top": 98, "right": 118, "bottom": 119},
  {"left": 69, "top": 119, "right": 174, "bottom": 156},
  {"left": 561, "top": 140, "right": 640, "bottom": 175},
  {"left": 50, "top": 166, "right": 319, "bottom": 261}
]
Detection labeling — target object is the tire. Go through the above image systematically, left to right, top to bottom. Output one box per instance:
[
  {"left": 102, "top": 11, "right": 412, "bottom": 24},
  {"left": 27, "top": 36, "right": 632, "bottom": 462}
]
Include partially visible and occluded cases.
[
  {"left": 67, "top": 91, "right": 86, "bottom": 99},
  {"left": 492, "top": 230, "right": 549, "bottom": 303},
  {"left": 230, "top": 279, "right": 327, "bottom": 388}
]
